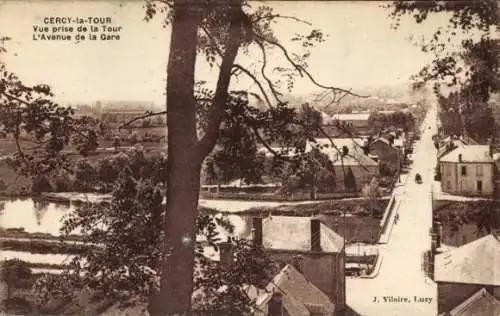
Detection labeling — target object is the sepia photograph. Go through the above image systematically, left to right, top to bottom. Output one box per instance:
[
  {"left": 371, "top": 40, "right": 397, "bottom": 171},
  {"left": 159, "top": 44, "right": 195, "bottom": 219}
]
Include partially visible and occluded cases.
[{"left": 0, "top": 0, "right": 499, "bottom": 315}]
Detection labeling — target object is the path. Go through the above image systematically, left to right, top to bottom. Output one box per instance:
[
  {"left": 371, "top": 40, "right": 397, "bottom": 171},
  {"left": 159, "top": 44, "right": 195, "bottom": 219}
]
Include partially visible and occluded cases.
[{"left": 346, "top": 104, "right": 438, "bottom": 316}]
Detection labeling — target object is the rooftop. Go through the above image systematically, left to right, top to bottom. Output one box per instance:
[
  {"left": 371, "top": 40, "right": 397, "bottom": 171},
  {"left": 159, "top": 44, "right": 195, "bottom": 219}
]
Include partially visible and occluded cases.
[
  {"left": 306, "top": 138, "right": 377, "bottom": 167},
  {"left": 440, "top": 145, "right": 493, "bottom": 164},
  {"left": 260, "top": 216, "right": 344, "bottom": 253},
  {"left": 435, "top": 234, "right": 500, "bottom": 286},
  {"left": 252, "top": 264, "right": 335, "bottom": 316},
  {"left": 447, "top": 288, "right": 500, "bottom": 316}
]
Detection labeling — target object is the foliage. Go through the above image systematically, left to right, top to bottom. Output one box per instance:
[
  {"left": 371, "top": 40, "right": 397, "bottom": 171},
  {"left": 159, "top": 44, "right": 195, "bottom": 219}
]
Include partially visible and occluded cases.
[
  {"left": 144, "top": 0, "right": 365, "bottom": 312},
  {"left": 390, "top": 1, "right": 499, "bottom": 140},
  {"left": 0, "top": 38, "right": 103, "bottom": 197},
  {"left": 367, "top": 111, "right": 415, "bottom": 134},
  {"left": 128, "top": 131, "right": 141, "bottom": 145},
  {"left": 72, "top": 158, "right": 97, "bottom": 192},
  {"left": 378, "top": 160, "right": 397, "bottom": 177},
  {"left": 343, "top": 166, "right": 357, "bottom": 192},
  {"left": 45, "top": 169, "right": 274, "bottom": 310},
  {"left": 53, "top": 170, "right": 73, "bottom": 192},
  {"left": 31, "top": 174, "right": 53, "bottom": 195},
  {"left": 361, "top": 177, "right": 380, "bottom": 217},
  {"left": 435, "top": 200, "right": 500, "bottom": 238},
  {"left": 193, "top": 239, "right": 275, "bottom": 315},
  {"left": 1, "top": 259, "right": 32, "bottom": 300},
  {"left": 31, "top": 273, "right": 75, "bottom": 312}
]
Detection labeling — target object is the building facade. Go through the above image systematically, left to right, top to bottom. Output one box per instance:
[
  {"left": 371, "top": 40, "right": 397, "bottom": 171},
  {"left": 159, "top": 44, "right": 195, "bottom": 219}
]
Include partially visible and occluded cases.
[
  {"left": 439, "top": 145, "right": 494, "bottom": 197},
  {"left": 251, "top": 216, "right": 346, "bottom": 316},
  {"left": 434, "top": 234, "right": 500, "bottom": 314}
]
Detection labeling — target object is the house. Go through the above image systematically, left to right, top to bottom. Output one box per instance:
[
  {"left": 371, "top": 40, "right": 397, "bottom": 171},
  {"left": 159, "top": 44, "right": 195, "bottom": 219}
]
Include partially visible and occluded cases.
[
  {"left": 437, "top": 135, "right": 477, "bottom": 160},
  {"left": 367, "top": 137, "right": 401, "bottom": 167},
  {"left": 306, "top": 138, "right": 378, "bottom": 192},
  {"left": 439, "top": 145, "right": 495, "bottom": 197},
  {"left": 250, "top": 216, "right": 346, "bottom": 315},
  {"left": 434, "top": 233, "right": 500, "bottom": 315},
  {"left": 250, "top": 264, "right": 335, "bottom": 316},
  {"left": 439, "top": 288, "right": 500, "bottom": 316}
]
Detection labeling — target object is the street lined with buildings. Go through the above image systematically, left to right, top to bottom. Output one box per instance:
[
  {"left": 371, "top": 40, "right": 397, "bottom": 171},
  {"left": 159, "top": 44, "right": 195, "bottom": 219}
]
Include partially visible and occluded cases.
[{"left": 346, "top": 103, "right": 438, "bottom": 316}]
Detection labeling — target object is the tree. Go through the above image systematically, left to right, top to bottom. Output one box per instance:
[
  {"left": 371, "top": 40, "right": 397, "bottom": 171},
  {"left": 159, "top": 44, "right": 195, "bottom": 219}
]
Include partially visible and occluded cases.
[
  {"left": 390, "top": 1, "right": 499, "bottom": 139},
  {"left": 138, "top": 2, "right": 366, "bottom": 313},
  {"left": 0, "top": 37, "right": 99, "bottom": 188},
  {"left": 128, "top": 131, "right": 141, "bottom": 145},
  {"left": 73, "top": 158, "right": 96, "bottom": 192},
  {"left": 344, "top": 166, "right": 357, "bottom": 192},
  {"left": 53, "top": 169, "right": 274, "bottom": 314},
  {"left": 362, "top": 177, "right": 380, "bottom": 217},
  {"left": 1, "top": 259, "right": 31, "bottom": 301}
]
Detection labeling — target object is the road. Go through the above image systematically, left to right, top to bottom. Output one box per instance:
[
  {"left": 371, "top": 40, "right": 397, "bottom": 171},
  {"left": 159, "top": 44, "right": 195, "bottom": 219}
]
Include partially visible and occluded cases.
[{"left": 346, "top": 104, "right": 438, "bottom": 316}]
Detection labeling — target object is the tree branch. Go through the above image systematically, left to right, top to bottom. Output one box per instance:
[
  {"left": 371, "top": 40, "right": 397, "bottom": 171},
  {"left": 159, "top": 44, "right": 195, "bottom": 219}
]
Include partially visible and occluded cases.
[
  {"left": 197, "top": 6, "right": 245, "bottom": 159},
  {"left": 251, "top": 14, "right": 312, "bottom": 26},
  {"left": 253, "top": 32, "right": 369, "bottom": 101},
  {"left": 253, "top": 40, "right": 285, "bottom": 105},
  {"left": 232, "top": 64, "right": 274, "bottom": 108},
  {"left": 118, "top": 110, "right": 167, "bottom": 130}
]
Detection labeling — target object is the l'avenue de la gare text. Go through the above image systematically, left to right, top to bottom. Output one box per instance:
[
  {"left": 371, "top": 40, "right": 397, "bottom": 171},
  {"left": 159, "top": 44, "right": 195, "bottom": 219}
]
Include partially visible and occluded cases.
[
  {"left": 32, "top": 33, "right": 120, "bottom": 41},
  {"left": 372, "top": 296, "right": 433, "bottom": 304}
]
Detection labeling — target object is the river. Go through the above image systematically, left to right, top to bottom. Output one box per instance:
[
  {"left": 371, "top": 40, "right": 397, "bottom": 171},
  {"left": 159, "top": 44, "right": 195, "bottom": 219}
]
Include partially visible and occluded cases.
[
  {"left": 0, "top": 196, "right": 376, "bottom": 269},
  {"left": 0, "top": 197, "right": 280, "bottom": 266}
]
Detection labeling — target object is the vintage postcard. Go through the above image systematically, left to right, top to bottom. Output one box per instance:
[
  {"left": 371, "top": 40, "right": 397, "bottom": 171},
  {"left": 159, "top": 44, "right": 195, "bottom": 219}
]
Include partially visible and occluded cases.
[{"left": 0, "top": 1, "right": 498, "bottom": 315}]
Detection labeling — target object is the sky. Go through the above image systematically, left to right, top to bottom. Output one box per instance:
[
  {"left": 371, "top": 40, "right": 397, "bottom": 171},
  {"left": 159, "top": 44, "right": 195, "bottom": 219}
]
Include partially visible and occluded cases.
[{"left": 0, "top": 1, "right": 455, "bottom": 106}]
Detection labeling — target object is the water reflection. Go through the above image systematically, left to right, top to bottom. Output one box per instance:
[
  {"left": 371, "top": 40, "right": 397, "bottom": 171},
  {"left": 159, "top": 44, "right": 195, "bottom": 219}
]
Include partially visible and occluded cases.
[
  {"left": 0, "top": 199, "right": 72, "bottom": 235},
  {"left": 34, "top": 199, "right": 52, "bottom": 226}
]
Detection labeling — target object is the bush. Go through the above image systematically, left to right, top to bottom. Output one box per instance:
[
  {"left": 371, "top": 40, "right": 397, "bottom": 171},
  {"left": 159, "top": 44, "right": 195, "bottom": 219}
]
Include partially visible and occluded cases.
[
  {"left": 53, "top": 171, "right": 73, "bottom": 192},
  {"left": 31, "top": 175, "right": 53, "bottom": 195},
  {"left": 1, "top": 259, "right": 32, "bottom": 300}
]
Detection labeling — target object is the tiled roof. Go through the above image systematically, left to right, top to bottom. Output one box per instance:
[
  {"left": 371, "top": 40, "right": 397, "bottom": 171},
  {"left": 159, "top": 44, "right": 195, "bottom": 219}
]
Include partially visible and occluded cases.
[
  {"left": 306, "top": 138, "right": 378, "bottom": 167},
  {"left": 440, "top": 145, "right": 493, "bottom": 163},
  {"left": 261, "top": 216, "right": 344, "bottom": 253},
  {"left": 435, "top": 234, "right": 500, "bottom": 286},
  {"left": 254, "top": 264, "right": 335, "bottom": 316},
  {"left": 448, "top": 288, "right": 500, "bottom": 316}
]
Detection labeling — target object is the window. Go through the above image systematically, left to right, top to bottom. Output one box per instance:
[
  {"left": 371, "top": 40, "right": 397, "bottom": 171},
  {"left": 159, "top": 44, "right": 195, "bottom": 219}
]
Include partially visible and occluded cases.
[
  {"left": 445, "top": 165, "right": 451, "bottom": 176},
  {"left": 476, "top": 165, "right": 483, "bottom": 177},
  {"left": 461, "top": 166, "right": 467, "bottom": 176},
  {"left": 477, "top": 180, "right": 483, "bottom": 192},
  {"left": 447, "top": 181, "right": 452, "bottom": 190}
]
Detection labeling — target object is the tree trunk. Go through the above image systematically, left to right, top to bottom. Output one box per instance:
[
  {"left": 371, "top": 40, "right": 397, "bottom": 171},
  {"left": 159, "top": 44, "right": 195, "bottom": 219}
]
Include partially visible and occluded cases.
[
  {"left": 149, "top": 1, "right": 243, "bottom": 314},
  {"left": 148, "top": 2, "right": 201, "bottom": 315},
  {"left": 310, "top": 175, "right": 316, "bottom": 200}
]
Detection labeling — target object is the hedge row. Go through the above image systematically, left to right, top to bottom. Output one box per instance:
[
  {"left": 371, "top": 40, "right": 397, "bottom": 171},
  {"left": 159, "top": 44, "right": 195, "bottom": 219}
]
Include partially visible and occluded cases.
[{"left": 1, "top": 239, "right": 93, "bottom": 255}]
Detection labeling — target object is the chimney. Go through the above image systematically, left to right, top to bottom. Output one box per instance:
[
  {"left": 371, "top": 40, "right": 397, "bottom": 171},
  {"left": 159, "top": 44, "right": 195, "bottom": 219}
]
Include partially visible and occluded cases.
[
  {"left": 458, "top": 154, "right": 462, "bottom": 162},
  {"left": 252, "top": 217, "right": 263, "bottom": 247},
  {"left": 311, "top": 218, "right": 321, "bottom": 252},
  {"left": 219, "top": 236, "right": 233, "bottom": 268},
  {"left": 268, "top": 292, "right": 284, "bottom": 316}
]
